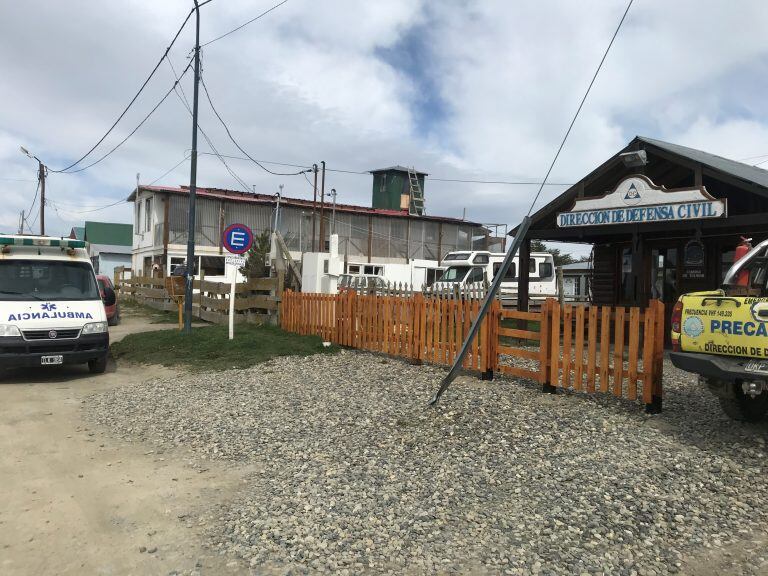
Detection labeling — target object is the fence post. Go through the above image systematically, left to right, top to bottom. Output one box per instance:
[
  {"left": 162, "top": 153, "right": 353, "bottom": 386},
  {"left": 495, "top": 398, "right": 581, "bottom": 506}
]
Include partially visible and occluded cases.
[
  {"left": 481, "top": 299, "right": 497, "bottom": 380},
  {"left": 540, "top": 299, "right": 556, "bottom": 393},
  {"left": 544, "top": 299, "right": 559, "bottom": 394},
  {"left": 647, "top": 299, "right": 665, "bottom": 414},
  {"left": 642, "top": 301, "right": 657, "bottom": 412}
]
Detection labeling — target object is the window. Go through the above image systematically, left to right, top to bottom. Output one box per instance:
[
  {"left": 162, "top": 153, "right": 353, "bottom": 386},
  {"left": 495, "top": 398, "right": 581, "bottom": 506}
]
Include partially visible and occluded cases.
[
  {"left": 144, "top": 197, "right": 152, "bottom": 232},
  {"left": 136, "top": 201, "right": 142, "bottom": 233},
  {"left": 443, "top": 252, "right": 470, "bottom": 261},
  {"left": 473, "top": 254, "right": 489, "bottom": 264},
  {"left": 170, "top": 257, "right": 185, "bottom": 275},
  {"left": 529, "top": 258, "right": 537, "bottom": 273},
  {"left": 323, "top": 259, "right": 329, "bottom": 274},
  {"left": 0, "top": 260, "right": 100, "bottom": 301},
  {"left": 492, "top": 262, "right": 517, "bottom": 281},
  {"left": 538, "top": 262, "right": 553, "bottom": 280},
  {"left": 347, "top": 264, "right": 361, "bottom": 274},
  {"left": 363, "top": 265, "right": 383, "bottom": 275},
  {"left": 438, "top": 266, "right": 470, "bottom": 282},
  {"left": 466, "top": 267, "right": 486, "bottom": 284},
  {"left": 425, "top": 268, "right": 441, "bottom": 287}
]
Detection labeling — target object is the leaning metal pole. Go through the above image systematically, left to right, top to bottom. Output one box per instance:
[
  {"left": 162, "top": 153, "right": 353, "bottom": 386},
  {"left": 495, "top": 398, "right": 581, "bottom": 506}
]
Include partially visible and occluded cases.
[{"left": 429, "top": 215, "right": 532, "bottom": 405}]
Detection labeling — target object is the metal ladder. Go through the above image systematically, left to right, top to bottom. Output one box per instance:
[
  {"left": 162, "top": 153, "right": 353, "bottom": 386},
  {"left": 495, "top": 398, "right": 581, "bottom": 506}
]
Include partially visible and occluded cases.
[{"left": 407, "top": 167, "right": 425, "bottom": 215}]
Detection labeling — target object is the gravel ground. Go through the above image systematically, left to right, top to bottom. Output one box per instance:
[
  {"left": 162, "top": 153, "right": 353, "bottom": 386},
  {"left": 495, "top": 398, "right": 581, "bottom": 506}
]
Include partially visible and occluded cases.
[{"left": 85, "top": 352, "right": 768, "bottom": 575}]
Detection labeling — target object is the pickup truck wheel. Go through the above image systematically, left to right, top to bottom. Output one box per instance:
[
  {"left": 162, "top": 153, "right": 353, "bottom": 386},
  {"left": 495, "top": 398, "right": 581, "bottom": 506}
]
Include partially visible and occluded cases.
[
  {"left": 88, "top": 356, "right": 108, "bottom": 374},
  {"left": 718, "top": 387, "right": 768, "bottom": 422}
]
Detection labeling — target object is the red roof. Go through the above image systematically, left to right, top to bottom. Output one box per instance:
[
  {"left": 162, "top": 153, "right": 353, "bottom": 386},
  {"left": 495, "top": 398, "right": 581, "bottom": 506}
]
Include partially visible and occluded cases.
[{"left": 131, "top": 184, "right": 480, "bottom": 226}]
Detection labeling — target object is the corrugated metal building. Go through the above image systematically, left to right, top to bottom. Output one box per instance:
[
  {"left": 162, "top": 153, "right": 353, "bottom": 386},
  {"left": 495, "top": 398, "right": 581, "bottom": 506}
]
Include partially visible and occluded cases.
[{"left": 128, "top": 184, "right": 491, "bottom": 280}]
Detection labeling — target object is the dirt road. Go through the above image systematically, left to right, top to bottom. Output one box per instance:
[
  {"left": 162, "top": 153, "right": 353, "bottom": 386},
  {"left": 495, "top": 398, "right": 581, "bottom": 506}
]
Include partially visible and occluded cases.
[{"left": 0, "top": 315, "right": 249, "bottom": 576}]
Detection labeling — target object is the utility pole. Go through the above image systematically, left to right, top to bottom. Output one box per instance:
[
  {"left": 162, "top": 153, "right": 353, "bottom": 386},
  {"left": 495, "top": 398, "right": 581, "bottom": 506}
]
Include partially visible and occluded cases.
[
  {"left": 183, "top": 0, "right": 201, "bottom": 334},
  {"left": 20, "top": 146, "right": 46, "bottom": 235},
  {"left": 319, "top": 160, "right": 326, "bottom": 251},
  {"left": 38, "top": 161, "right": 46, "bottom": 235},
  {"left": 311, "top": 164, "right": 318, "bottom": 251},
  {"left": 18, "top": 210, "right": 24, "bottom": 234}
]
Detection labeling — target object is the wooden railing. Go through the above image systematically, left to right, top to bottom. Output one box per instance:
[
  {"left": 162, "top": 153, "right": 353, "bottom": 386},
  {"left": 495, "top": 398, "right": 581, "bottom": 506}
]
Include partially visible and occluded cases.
[
  {"left": 117, "top": 273, "right": 284, "bottom": 325},
  {"left": 281, "top": 290, "right": 666, "bottom": 411}
]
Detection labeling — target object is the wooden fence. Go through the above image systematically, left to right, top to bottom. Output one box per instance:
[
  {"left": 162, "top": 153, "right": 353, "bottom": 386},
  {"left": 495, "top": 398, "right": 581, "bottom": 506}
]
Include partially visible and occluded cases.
[
  {"left": 117, "top": 272, "right": 283, "bottom": 325},
  {"left": 281, "top": 290, "right": 665, "bottom": 411}
]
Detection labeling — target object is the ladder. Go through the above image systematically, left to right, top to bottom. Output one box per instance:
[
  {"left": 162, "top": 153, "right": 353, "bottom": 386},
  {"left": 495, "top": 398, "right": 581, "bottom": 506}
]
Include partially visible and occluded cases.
[{"left": 407, "top": 167, "right": 425, "bottom": 215}]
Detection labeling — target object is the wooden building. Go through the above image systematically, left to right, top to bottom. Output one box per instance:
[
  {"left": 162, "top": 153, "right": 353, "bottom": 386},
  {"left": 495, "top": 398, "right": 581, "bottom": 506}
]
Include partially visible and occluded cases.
[{"left": 514, "top": 136, "right": 768, "bottom": 331}]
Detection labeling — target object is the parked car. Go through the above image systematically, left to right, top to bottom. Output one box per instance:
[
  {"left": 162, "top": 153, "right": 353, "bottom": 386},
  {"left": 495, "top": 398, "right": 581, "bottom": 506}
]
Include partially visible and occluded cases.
[
  {"left": 670, "top": 238, "right": 768, "bottom": 421},
  {"left": 96, "top": 274, "right": 120, "bottom": 326}
]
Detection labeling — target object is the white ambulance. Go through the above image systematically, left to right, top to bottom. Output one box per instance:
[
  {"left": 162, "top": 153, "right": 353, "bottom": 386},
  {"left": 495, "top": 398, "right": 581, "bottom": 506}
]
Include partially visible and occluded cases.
[{"left": 0, "top": 235, "right": 111, "bottom": 373}]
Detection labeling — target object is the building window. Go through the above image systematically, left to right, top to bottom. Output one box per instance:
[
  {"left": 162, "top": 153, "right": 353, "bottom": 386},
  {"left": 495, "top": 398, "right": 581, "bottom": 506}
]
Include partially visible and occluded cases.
[
  {"left": 144, "top": 197, "right": 152, "bottom": 232},
  {"left": 136, "top": 200, "right": 142, "bottom": 233},
  {"left": 170, "top": 257, "right": 185, "bottom": 275},
  {"left": 323, "top": 259, "right": 329, "bottom": 274},
  {"left": 347, "top": 264, "right": 361, "bottom": 274},
  {"left": 363, "top": 265, "right": 383, "bottom": 275}
]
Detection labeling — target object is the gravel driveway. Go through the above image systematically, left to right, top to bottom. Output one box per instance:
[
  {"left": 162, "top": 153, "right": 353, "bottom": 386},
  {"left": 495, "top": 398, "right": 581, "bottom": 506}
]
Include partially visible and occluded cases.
[{"left": 85, "top": 351, "right": 768, "bottom": 575}]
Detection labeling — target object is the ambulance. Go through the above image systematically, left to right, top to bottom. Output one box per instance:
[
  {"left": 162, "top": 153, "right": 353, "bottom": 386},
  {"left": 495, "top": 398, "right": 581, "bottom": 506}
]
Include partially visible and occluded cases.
[
  {"left": 0, "top": 235, "right": 111, "bottom": 373},
  {"left": 670, "top": 237, "right": 768, "bottom": 421}
]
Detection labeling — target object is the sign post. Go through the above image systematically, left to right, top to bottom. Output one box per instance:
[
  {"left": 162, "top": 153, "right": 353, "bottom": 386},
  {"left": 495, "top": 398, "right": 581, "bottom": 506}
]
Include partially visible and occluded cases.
[{"left": 221, "top": 224, "right": 253, "bottom": 340}]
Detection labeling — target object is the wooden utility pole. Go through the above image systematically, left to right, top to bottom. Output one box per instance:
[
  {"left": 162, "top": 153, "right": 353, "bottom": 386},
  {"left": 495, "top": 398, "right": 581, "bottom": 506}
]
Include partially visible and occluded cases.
[
  {"left": 183, "top": 0, "right": 202, "bottom": 334},
  {"left": 319, "top": 160, "right": 326, "bottom": 251},
  {"left": 38, "top": 161, "right": 45, "bottom": 235},
  {"left": 311, "top": 164, "right": 318, "bottom": 251}
]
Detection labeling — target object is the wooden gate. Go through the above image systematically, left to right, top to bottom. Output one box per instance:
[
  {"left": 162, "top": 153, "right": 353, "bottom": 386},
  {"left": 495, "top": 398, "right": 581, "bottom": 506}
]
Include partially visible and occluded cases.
[{"left": 544, "top": 299, "right": 664, "bottom": 408}]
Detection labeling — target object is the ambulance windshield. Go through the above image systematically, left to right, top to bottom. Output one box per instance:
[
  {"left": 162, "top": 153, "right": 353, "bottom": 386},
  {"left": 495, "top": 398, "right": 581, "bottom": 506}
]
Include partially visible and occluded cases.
[{"left": 0, "top": 260, "right": 100, "bottom": 301}]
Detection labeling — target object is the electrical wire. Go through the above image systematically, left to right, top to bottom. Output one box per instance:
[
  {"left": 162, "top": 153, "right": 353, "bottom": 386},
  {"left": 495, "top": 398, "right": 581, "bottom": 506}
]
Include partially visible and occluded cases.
[
  {"left": 201, "top": 0, "right": 289, "bottom": 47},
  {"left": 526, "top": 0, "right": 634, "bottom": 216},
  {"left": 50, "top": 8, "right": 197, "bottom": 173},
  {"left": 62, "top": 60, "right": 194, "bottom": 174},
  {"left": 199, "top": 73, "right": 309, "bottom": 177},
  {"left": 197, "top": 152, "right": 311, "bottom": 170},
  {"left": 149, "top": 153, "right": 191, "bottom": 185},
  {"left": 25, "top": 179, "right": 41, "bottom": 220}
]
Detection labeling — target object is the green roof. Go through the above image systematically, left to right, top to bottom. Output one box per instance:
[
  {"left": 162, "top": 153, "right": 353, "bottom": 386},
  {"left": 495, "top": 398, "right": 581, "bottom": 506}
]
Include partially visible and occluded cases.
[
  {"left": 84, "top": 221, "right": 133, "bottom": 246},
  {"left": 70, "top": 226, "right": 85, "bottom": 240}
]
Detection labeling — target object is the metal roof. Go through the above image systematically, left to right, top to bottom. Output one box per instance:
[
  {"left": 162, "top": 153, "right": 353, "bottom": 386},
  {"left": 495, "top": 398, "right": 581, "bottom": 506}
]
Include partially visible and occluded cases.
[
  {"left": 512, "top": 135, "right": 768, "bottom": 235},
  {"left": 637, "top": 136, "right": 768, "bottom": 189},
  {"left": 369, "top": 166, "right": 429, "bottom": 176},
  {"left": 130, "top": 185, "right": 478, "bottom": 226},
  {"left": 84, "top": 221, "right": 133, "bottom": 246},
  {"left": 560, "top": 261, "right": 591, "bottom": 271}
]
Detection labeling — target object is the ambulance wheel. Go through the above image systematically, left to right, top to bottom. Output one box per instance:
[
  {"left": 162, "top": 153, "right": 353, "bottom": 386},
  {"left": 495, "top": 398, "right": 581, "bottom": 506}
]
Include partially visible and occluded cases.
[
  {"left": 88, "top": 356, "right": 108, "bottom": 374},
  {"left": 718, "top": 386, "right": 768, "bottom": 422}
]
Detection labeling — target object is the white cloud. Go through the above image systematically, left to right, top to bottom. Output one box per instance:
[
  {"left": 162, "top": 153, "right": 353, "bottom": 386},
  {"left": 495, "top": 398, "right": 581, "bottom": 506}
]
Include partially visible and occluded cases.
[{"left": 1, "top": 0, "right": 768, "bottom": 258}]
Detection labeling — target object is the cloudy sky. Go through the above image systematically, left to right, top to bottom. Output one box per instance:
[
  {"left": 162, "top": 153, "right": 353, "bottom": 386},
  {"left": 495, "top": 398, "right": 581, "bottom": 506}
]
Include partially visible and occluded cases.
[{"left": 2, "top": 0, "right": 768, "bottom": 257}]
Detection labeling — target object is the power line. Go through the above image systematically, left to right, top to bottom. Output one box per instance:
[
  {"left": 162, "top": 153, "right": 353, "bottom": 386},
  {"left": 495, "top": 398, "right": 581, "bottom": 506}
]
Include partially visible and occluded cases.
[
  {"left": 201, "top": 0, "right": 289, "bottom": 47},
  {"left": 527, "top": 0, "right": 634, "bottom": 216},
  {"left": 50, "top": 8, "right": 197, "bottom": 173},
  {"left": 61, "top": 60, "right": 194, "bottom": 174},
  {"left": 199, "top": 73, "right": 309, "bottom": 177},
  {"left": 170, "top": 83, "right": 252, "bottom": 192},
  {"left": 198, "top": 152, "right": 310, "bottom": 170},
  {"left": 149, "top": 153, "right": 191, "bottom": 185},
  {"left": 25, "top": 179, "right": 41, "bottom": 219}
]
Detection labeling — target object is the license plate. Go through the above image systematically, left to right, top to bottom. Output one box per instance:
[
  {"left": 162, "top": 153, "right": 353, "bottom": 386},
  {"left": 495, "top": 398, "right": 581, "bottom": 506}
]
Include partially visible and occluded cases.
[
  {"left": 40, "top": 355, "right": 63, "bottom": 365},
  {"left": 745, "top": 360, "right": 768, "bottom": 374}
]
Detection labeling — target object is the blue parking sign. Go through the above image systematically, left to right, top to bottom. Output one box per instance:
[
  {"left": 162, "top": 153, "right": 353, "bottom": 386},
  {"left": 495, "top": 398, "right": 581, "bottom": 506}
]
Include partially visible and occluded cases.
[{"left": 222, "top": 223, "right": 254, "bottom": 255}]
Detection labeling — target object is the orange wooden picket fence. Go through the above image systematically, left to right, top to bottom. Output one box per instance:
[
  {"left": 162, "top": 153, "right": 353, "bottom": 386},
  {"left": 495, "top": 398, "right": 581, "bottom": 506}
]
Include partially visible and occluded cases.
[
  {"left": 281, "top": 290, "right": 665, "bottom": 408},
  {"left": 282, "top": 290, "right": 497, "bottom": 372}
]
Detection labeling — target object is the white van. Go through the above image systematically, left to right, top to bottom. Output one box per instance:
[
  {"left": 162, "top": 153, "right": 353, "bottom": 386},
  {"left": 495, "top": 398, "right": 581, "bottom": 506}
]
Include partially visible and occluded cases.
[
  {"left": 0, "top": 235, "right": 111, "bottom": 373},
  {"left": 432, "top": 250, "right": 558, "bottom": 299}
]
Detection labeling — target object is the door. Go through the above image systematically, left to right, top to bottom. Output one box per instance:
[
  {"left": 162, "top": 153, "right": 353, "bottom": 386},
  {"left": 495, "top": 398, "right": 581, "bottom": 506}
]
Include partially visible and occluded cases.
[{"left": 650, "top": 245, "right": 679, "bottom": 343}]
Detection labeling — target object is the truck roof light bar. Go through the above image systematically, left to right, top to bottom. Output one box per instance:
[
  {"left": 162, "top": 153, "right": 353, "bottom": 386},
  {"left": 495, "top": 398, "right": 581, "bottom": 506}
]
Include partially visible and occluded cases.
[{"left": 0, "top": 235, "right": 87, "bottom": 249}]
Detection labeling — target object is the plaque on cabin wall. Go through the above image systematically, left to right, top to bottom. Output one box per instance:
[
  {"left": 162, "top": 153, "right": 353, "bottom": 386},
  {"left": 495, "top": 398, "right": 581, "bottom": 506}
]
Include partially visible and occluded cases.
[{"left": 682, "top": 239, "right": 706, "bottom": 280}]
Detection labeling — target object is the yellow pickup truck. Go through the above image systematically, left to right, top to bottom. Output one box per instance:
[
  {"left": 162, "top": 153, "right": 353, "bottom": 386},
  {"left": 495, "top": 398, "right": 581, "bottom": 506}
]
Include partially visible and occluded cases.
[{"left": 670, "top": 238, "right": 768, "bottom": 421}]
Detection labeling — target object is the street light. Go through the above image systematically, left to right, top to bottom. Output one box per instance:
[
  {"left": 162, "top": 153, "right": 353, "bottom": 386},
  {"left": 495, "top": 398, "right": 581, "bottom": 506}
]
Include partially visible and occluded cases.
[{"left": 20, "top": 146, "right": 46, "bottom": 235}]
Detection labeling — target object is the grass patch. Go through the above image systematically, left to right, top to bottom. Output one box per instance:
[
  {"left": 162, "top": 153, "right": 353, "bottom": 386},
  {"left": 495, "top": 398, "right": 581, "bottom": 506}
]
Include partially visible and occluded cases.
[
  {"left": 121, "top": 298, "right": 207, "bottom": 324},
  {"left": 111, "top": 323, "right": 338, "bottom": 371}
]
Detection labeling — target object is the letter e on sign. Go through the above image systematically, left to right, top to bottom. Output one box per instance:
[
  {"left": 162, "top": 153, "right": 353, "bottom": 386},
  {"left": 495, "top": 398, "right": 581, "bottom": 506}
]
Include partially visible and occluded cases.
[{"left": 222, "top": 223, "right": 254, "bottom": 255}]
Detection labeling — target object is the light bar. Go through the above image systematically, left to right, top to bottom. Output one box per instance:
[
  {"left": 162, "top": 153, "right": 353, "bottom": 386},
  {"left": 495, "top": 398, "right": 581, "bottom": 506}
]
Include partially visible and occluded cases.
[{"left": 0, "top": 235, "right": 87, "bottom": 249}]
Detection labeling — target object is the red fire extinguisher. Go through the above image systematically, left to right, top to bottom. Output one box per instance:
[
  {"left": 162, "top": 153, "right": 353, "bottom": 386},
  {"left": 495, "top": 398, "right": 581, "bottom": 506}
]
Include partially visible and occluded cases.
[{"left": 734, "top": 236, "right": 753, "bottom": 286}]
